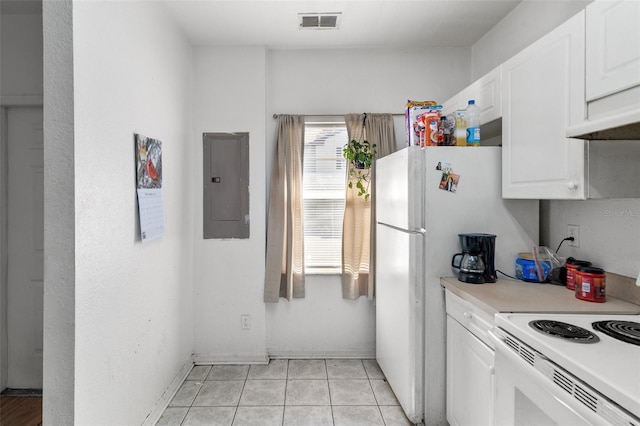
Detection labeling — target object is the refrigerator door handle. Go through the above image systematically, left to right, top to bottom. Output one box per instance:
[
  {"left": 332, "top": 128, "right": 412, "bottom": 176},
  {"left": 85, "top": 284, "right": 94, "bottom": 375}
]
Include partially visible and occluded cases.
[{"left": 378, "top": 222, "right": 426, "bottom": 235}]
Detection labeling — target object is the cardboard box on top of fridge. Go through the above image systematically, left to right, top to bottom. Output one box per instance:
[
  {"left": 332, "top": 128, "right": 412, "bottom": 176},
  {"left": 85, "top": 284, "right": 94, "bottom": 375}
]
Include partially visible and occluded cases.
[{"left": 405, "top": 100, "right": 439, "bottom": 147}]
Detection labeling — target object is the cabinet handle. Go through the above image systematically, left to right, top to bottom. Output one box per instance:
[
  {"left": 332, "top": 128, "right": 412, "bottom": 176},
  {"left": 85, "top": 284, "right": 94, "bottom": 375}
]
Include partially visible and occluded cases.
[
  {"left": 567, "top": 180, "right": 578, "bottom": 190},
  {"left": 463, "top": 312, "right": 472, "bottom": 319},
  {"left": 489, "top": 365, "right": 495, "bottom": 375}
]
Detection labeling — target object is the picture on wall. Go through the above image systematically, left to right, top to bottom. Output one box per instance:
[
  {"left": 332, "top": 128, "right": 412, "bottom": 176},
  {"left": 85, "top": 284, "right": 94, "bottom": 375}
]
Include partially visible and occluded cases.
[
  {"left": 135, "top": 133, "right": 165, "bottom": 242},
  {"left": 136, "top": 133, "right": 163, "bottom": 189}
]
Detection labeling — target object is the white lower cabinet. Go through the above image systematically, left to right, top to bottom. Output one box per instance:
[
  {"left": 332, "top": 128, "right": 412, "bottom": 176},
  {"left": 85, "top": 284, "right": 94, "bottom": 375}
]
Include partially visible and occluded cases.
[{"left": 445, "top": 290, "right": 495, "bottom": 426}]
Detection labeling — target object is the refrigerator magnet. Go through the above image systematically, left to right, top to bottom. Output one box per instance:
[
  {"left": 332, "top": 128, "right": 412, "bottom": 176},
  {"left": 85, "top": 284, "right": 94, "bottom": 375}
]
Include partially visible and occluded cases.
[
  {"left": 435, "top": 160, "right": 451, "bottom": 171},
  {"left": 439, "top": 172, "right": 460, "bottom": 193}
]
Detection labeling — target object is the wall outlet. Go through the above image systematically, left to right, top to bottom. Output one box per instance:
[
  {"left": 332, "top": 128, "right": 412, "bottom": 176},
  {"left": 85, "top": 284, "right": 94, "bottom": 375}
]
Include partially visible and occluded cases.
[
  {"left": 568, "top": 224, "right": 580, "bottom": 248},
  {"left": 241, "top": 314, "right": 251, "bottom": 330}
]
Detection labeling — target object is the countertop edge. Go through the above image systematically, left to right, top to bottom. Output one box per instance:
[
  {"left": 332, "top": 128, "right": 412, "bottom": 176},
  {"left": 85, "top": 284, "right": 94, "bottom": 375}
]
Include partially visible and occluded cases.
[
  {"left": 441, "top": 276, "right": 640, "bottom": 317},
  {"left": 441, "top": 280, "right": 500, "bottom": 316}
]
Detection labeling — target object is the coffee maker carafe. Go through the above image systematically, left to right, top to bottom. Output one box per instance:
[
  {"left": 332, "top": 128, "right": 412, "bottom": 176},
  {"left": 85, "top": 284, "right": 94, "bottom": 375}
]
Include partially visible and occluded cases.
[{"left": 451, "top": 233, "right": 497, "bottom": 284}]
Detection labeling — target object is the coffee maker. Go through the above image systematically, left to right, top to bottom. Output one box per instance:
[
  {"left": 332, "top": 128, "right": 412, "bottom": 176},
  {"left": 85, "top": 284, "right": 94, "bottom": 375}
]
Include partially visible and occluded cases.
[{"left": 451, "top": 233, "right": 497, "bottom": 284}]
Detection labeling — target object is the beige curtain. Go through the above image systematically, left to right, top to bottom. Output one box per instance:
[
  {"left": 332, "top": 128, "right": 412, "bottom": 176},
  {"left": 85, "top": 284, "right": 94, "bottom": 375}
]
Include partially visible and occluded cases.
[
  {"left": 342, "top": 113, "right": 397, "bottom": 300},
  {"left": 264, "top": 115, "right": 305, "bottom": 302}
]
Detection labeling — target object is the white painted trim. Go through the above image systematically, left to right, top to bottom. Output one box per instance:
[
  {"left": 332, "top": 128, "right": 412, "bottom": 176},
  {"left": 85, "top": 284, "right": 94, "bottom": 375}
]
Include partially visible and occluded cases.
[
  {"left": 0, "top": 95, "right": 43, "bottom": 106},
  {"left": 0, "top": 107, "right": 8, "bottom": 390},
  {"left": 267, "top": 350, "right": 376, "bottom": 360},
  {"left": 193, "top": 351, "right": 376, "bottom": 364},
  {"left": 193, "top": 353, "right": 269, "bottom": 365},
  {"left": 140, "top": 357, "right": 194, "bottom": 426}
]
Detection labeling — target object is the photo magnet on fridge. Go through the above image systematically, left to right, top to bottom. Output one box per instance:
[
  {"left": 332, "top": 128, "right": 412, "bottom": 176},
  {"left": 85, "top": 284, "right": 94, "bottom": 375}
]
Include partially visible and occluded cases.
[
  {"left": 435, "top": 160, "right": 451, "bottom": 171},
  {"left": 439, "top": 172, "right": 460, "bottom": 193}
]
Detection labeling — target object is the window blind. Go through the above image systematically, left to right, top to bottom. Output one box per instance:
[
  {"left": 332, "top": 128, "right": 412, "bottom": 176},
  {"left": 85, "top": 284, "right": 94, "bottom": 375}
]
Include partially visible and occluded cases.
[{"left": 303, "top": 122, "right": 347, "bottom": 273}]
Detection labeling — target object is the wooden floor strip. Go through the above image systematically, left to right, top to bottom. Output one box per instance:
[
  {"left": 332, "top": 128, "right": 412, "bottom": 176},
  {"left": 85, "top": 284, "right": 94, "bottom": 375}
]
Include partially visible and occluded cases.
[{"left": 0, "top": 397, "right": 42, "bottom": 426}]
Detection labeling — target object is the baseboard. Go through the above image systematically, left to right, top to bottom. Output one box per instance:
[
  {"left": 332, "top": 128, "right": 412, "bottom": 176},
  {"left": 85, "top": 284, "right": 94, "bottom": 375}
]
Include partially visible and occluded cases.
[
  {"left": 192, "top": 350, "right": 375, "bottom": 364},
  {"left": 267, "top": 350, "right": 376, "bottom": 359},
  {"left": 193, "top": 353, "right": 269, "bottom": 365},
  {"left": 141, "top": 356, "right": 194, "bottom": 426},
  {"left": 0, "top": 388, "right": 42, "bottom": 397}
]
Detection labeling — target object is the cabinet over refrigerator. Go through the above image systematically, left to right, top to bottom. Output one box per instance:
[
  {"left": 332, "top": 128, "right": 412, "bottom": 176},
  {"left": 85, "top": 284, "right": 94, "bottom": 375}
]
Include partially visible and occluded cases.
[{"left": 375, "top": 146, "right": 538, "bottom": 424}]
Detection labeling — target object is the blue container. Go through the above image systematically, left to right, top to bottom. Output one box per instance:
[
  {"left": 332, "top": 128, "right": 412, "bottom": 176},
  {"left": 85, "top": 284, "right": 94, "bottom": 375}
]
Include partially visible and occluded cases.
[{"left": 515, "top": 255, "right": 552, "bottom": 283}]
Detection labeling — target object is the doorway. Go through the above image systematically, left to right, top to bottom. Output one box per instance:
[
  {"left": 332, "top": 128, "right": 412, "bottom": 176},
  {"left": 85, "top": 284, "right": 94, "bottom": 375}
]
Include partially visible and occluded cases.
[{"left": 1, "top": 106, "right": 44, "bottom": 393}]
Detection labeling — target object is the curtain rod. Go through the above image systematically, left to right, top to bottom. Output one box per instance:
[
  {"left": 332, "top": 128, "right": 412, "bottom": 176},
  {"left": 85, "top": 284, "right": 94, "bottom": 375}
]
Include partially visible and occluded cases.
[{"left": 272, "top": 113, "right": 404, "bottom": 119}]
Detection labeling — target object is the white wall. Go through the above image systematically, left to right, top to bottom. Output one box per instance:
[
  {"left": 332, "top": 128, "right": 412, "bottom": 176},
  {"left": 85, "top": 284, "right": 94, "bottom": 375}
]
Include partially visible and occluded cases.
[
  {"left": 471, "top": 0, "right": 592, "bottom": 80},
  {"left": 472, "top": 0, "right": 640, "bottom": 279},
  {"left": 42, "top": 1, "right": 74, "bottom": 423},
  {"left": 71, "top": 1, "right": 194, "bottom": 424},
  {"left": 191, "top": 47, "right": 268, "bottom": 363},
  {"left": 264, "top": 47, "right": 470, "bottom": 357},
  {"left": 542, "top": 199, "right": 640, "bottom": 278},
  {"left": 266, "top": 276, "right": 377, "bottom": 358}
]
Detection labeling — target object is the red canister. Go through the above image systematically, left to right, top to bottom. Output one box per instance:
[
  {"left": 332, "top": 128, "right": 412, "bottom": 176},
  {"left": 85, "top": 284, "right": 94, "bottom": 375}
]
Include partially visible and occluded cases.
[
  {"left": 565, "top": 258, "right": 592, "bottom": 290},
  {"left": 575, "top": 267, "right": 606, "bottom": 303}
]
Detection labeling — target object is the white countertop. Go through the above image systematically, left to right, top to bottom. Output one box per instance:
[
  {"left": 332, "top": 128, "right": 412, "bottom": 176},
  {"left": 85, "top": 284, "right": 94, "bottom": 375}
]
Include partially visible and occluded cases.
[{"left": 441, "top": 276, "right": 640, "bottom": 316}]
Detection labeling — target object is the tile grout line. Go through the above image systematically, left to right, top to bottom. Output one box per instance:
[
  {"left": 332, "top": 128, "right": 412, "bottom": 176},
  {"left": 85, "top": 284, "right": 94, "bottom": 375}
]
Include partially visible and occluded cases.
[
  {"left": 322, "top": 359, "right": 336, "bottom": 426},
  {"left": 364, "top": 359, "right": 389, "bottom": 425},
  {"left": 282, "top": 360, "right": 289, "bottom": 425},
  {"left": 324, "top": 360, "right": 336, "bottom": 426},
  {"left": 230, "top": 365, "right": 249, "bottom": 426}
]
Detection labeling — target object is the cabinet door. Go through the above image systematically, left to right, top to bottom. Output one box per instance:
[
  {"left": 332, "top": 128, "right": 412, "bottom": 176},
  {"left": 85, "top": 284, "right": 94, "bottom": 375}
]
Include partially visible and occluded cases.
[
  {"left": 586, "top": 0, "right": 640, "bottom": 101},
  {"left": 502, "top": 11, "right": 587, "bottom": 199},
  {"left": 442, "top": 65, "right": 502, "bottom": 125},
  {"left": 446, "top": 316, "right": 494, "bottom": 426}
]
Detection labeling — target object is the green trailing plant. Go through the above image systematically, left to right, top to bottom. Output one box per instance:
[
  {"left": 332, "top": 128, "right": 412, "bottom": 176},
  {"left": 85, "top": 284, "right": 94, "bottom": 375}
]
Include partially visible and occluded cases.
[{"left": 343, "top": 139, "right": 377, "bottom": 200}]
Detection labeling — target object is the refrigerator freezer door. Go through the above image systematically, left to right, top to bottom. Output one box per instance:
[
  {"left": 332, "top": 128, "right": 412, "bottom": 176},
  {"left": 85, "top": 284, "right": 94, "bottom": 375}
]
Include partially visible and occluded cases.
[
  {"left": 376, "top": 146, "right": 423, "bottom": 230},
  {"left": 376, "top": 222, "right": 424, "bottom": 424}
]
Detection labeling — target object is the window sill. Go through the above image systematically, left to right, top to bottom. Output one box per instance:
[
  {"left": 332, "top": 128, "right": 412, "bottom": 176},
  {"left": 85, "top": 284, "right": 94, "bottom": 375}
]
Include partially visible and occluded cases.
[{"left": 305, "top": 268, "right": 342, "bottom": 276}]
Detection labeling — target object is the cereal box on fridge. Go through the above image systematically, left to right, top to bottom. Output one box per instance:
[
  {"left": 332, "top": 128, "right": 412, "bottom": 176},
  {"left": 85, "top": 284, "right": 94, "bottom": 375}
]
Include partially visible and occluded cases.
[{"left": 405, "top": 100, "right": 437, "bottom": 146}]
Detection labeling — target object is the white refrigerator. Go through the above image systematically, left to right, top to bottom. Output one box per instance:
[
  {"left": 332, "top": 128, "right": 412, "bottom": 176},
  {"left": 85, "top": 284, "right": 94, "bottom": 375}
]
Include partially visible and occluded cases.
[{"left": 375, "top": 146, "right": 538, "bottom": 425}]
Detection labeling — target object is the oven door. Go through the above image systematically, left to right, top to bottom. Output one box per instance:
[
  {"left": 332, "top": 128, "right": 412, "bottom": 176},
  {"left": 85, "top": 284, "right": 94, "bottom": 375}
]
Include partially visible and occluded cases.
[{"left": 488, "top": 329, "right": 613, "bottom": 426}]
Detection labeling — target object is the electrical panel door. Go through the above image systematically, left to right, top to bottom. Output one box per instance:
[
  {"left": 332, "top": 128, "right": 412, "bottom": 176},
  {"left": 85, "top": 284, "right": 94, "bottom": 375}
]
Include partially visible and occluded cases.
[{"left": 203, "top": 132, "right": 249, "bottom": 239}]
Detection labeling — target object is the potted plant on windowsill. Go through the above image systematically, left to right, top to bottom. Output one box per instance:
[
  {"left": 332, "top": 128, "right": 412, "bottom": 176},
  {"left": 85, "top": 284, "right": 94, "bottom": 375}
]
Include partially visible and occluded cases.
[{"left": 343, "top": 139, "right": 377, "bottom": 200}]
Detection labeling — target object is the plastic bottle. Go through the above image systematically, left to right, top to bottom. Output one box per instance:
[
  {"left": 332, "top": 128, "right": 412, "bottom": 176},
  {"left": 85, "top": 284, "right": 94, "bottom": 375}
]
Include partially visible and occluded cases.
[
  {"left": 465, "top": 100, "right": 481, "bottom": 146},
  {"left": 454, "top": 110, "right": 466, "bottom": 146},
  {"left": 438, "top": 116, "right": 446, "bottom": 145}
]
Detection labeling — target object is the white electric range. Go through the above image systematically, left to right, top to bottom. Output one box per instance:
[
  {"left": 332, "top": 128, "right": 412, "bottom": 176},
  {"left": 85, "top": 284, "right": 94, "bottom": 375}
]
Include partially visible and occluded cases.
[{"left": 489, "top": 312, "right": 640, "bottom": 426}]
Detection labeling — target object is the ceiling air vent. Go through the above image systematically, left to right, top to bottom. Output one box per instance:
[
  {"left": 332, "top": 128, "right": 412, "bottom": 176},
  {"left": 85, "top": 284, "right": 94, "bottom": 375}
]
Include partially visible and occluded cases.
[{"left": 298, "top": 13, "right": 342, "bottom": 30}]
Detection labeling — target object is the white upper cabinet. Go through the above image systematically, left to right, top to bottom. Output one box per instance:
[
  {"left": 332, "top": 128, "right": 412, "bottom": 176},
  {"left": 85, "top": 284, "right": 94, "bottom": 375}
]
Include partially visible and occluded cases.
[
  {"left": 567, "top": 0, "right": 640, "bottom": 139},
  {"left": 586, "top": 0, "right": 640, "bottom": 101},
  {"left": 502, "top": 11, "right": 587, "bottom": 199},
  {"left": 442, "top": 65, "right": 502, "bottom": 126}
]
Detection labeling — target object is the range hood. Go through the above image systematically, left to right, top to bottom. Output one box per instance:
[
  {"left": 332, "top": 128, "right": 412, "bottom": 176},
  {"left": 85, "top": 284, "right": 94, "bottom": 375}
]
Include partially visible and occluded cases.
[{"left": 567, "top": 109, "right": 640, "bottom": 140}]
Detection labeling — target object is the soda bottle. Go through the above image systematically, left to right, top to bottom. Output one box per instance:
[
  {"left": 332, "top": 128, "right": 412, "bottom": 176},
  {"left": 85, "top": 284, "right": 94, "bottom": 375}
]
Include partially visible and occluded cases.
[{"left": 465, "top": 100, "right": 480, "bottom": 146}]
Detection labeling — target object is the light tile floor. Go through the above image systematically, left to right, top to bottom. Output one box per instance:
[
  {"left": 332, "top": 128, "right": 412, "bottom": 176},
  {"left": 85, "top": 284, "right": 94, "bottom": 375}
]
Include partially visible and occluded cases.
[{"left": 156, "top": 359, "right": 415, "bottom": 426}]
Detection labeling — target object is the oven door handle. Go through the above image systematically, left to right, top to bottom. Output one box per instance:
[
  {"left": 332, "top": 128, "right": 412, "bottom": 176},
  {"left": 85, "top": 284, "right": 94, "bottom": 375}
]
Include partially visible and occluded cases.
[{"left": 488, "top": 329, "right": 617, "bottom": 426}]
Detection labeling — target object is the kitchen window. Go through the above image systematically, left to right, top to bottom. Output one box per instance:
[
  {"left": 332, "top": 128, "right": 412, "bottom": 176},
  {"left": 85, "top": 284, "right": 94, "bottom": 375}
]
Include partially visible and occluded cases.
[{"left": 303, "top": 119, "right": 347, "bottom": 274}]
